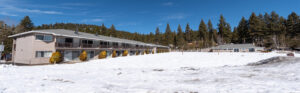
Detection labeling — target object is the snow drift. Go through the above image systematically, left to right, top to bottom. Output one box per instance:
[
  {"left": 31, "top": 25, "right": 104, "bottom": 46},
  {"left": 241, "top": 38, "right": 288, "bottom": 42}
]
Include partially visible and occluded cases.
[{"left": 0, "top": 52, "right": 299, "bottom": 93}]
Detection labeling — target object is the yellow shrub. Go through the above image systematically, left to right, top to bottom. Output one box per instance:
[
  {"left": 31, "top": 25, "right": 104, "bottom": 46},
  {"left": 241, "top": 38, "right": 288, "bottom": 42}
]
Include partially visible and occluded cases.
[
  {"left": 79, "top": 50, "right": 87, "bottom": 61},
  {"left": 112, "top": 50, "right": 117, "bottom": 58},
  {"left": 122, "top": 50, "right": 128, "bottom": 56},
  {"left": 141, "top": 50, "right": 145, "bottom": 55},
  {"left": 145, "top": 50, "right": 150, "bottom": 54},
  {"left": 98, "top": 51, "right": 107, "bottom": 59},
  {"left": 49, "top": 52, "right": 62, "bottom": 64}
]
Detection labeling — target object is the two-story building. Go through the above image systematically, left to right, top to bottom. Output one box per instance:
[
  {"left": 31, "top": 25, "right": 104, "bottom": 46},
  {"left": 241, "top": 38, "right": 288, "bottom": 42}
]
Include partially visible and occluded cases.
[
  {"left": 9, "top": 29, "right": 169, "bottom": 64},
  {"left": 211, "top": 44, "right": 264, "bottom": 52}
]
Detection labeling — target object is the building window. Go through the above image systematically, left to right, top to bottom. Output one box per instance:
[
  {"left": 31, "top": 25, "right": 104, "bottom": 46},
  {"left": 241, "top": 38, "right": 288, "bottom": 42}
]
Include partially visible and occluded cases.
[
  {"left": 35, "top": 34, "right": 53, "bottom": 41},
  {"left": 36, "top": 35, "right": 44, "bottom": 40},
  {"left": 44, "top": 35, "right": 53, "bottom": 41},
  {"left": 82, "top": 40, "right": 93, "bottom": 44},
  {"left": 113, "top": 42, "right": 118, "bottom": 46},
  {"left": 249, "top": 48, "right": 255, "bottom": 52},
  {"left": 36, "top": 51, "right": 52, "bottom": 58}
]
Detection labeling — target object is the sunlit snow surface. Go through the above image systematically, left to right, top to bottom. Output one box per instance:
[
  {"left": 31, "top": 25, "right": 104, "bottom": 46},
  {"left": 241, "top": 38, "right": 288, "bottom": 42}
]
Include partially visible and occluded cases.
[{"left": 1, "top": 52, "right": 300, "bottom": 93}]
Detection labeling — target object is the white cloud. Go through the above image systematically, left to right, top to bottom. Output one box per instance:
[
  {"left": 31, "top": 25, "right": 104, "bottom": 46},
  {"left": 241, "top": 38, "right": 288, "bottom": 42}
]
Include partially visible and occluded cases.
[
  {"left": 0, "top": 0, "right": 63, "bottom": 15},
  {"left": 162, "top": 2, "right": 174, "bottom": 6},
  {"left": 3, "top": 6, "right": 63, "bottom": 14},
  {"left": 0, "top": 11, "right": 18, "bottom": 16},
  {"left": 163, "top": 13, "right": 187, "bottom": 20},
  {"left": 81, "top": 18, "right": 104, "bottom": 23},
  {"left": 91, "top": 18, "right": 103, "bottom": 22},
  {"left": 158, "top": 23, "right": 163, "bottom": 26}
]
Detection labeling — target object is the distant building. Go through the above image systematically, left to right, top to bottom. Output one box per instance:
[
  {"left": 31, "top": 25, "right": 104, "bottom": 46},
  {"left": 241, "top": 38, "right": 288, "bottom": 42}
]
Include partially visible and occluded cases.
[
  {"left": 9, "top": 29, "right": 169, "bottom": 64},
  {"left": 211, "top": 44, "right": 264, "bottom": 52}
]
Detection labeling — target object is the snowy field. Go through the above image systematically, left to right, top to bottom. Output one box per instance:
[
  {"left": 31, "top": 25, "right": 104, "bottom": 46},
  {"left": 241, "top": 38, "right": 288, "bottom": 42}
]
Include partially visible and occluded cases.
[{"left": 1, "top": 52, "right": 300, "bottom": 93}]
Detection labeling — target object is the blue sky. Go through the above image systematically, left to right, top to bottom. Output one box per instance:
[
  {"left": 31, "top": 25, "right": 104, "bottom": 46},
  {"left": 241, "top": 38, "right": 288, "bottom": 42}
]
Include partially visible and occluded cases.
[{"left": 0, "top": 0, "right": 300, "bottom": 34}]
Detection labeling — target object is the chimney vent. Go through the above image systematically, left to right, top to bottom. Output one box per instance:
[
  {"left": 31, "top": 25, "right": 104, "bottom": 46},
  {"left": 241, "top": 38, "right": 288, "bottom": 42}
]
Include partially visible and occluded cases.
[{"left": 75, "top": 25, "right": 79, "bottom": 34}]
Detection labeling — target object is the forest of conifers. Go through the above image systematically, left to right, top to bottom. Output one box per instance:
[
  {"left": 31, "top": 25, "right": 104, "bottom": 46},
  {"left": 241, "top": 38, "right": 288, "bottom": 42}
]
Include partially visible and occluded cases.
[{"left": 0, "top": 11, "right": 300, "bottom": 53}]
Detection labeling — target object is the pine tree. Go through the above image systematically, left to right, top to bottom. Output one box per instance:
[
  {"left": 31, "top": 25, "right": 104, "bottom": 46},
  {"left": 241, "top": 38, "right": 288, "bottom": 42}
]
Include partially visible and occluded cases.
[
  {"left": 286, "top": 12, "right": 299, "bottom": 37},
  {"left": 218, "top": 14, "right": 226, "bottom": 44},
  {"left": 15, "top": 16, "right": 34, "bottom": 33},
  {"left": 237, "top": 17, "right": 249, "bottom": 43},
  {"left": 198, "top": 19, "right": 208, "bottom": 47},
  {"left": 199, "top": 19, "right": 207, "bottom": 41},
  {"left": 208, "top": 20, "right": 214, "bottom": 42},
  {"left": 164, "top": 23, "right": 173, "bottom": 46},
  {"left": 185, "top": 23, "right": 192, "bottom": 42},
  {"left": 223, "top": 23, "right": 232, "bottom": 43},
  {"left": 100, "top": 24, "right": 108, "bottom": 36},
  {"left": 109, "top": 24, "right": 117, "bottom": 37},
  {"left": 176, "top": 24, "right": 185, "bottom": 48},
  {"left": 154, "top": 27, "right": 160, "bottom": 44},
  {"left": 231, "top": 27, "right": 238, "bottom": 43}
]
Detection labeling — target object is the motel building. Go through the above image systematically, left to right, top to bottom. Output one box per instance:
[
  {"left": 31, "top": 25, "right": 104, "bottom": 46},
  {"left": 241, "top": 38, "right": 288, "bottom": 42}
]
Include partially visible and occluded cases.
[
  {"left": 8, "top": 29, "right": 169, "bottom": 64},
  {"left": 210, "top": 44, "right": 265, "bottom": 52}
]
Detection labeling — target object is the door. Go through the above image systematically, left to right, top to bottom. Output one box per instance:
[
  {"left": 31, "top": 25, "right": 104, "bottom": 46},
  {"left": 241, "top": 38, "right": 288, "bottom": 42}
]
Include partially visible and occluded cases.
[
  {"left": 64, "top": 51, "right": 72, "bottom": 61},
  {"left": 87, "top": 51, "right": 95, "bottom": 60}
]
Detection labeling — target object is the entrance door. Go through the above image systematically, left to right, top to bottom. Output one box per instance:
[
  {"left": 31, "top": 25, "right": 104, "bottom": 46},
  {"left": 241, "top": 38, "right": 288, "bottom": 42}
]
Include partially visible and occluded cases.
[
  {"left": 234, "top": 49, "right": 239, "bottom": 52},
  {"left": 64, "top": 51, "right": 72, "bottom": 61},
  {"left": 72, "top": 51, "right": 80, "bottom": 60},
  {"left": 87, "top": 51, "right": 95, "bottom": 60}
]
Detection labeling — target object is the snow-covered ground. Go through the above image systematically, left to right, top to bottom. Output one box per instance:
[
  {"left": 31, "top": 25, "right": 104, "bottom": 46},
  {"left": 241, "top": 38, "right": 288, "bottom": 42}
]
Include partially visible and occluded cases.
[{"left": 1, "top": 52, "right": 300, "bottom": 93}]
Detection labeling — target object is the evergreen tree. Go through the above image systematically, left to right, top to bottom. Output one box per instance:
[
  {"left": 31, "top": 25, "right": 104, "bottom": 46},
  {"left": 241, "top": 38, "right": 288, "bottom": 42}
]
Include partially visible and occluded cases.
[
  {"left": 286, "top": 12, "right": 299, "bottom": 37},
  {"left": 218, "top": 14, "right": 226, "bottom": 44},
  {"left": 15, "top": 16, "right": 34, "bottom": 33},
  {"left": 237, "top": 17, "right": 249, "bottom": 43},
  {"left": 198, "top": 19, "right": 208, "bottom": 47},
  {"left": 198, "top": 19, "right": 207, "bottom": 41},
  {"left": 208, "top": 20, "right": 214, "bottom": 42},
  {"left": 164, "top": 23, "right": 173, "bottom": 46},
  {"left": 185, "top": 23, "right": 192, "bottom": 42},
  {"left": 223, "top": 23, "right": 232, "bottom": 43},
  {"left": 100, "top": 24, "right": 108, "bottom": 36},
  {"left": 109, "top": 24, "right": 117, "bottom": 37},
  {"left": 176, "top": 24, "right": 185, "bottom": 48},
  {"left": 154, "top": 27, "right": 160, "bottom": 44},
  {"left": 231, "top": 27, "right": 239, "bottom": 43}
]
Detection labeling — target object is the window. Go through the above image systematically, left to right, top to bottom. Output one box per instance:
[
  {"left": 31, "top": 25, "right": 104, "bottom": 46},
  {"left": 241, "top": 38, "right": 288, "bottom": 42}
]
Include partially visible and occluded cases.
[
  {"left": 35, "top": 34, "right": 53, "bottom": 41},
  {"left": 36, "top": 35, "right": 44, "bottom": 40},
  {"left": 44, "top": 35, "right": 53, "bottom": 41},
  {"left": 65, "top": 38, "right": 73, "bottom": 43},
  {"left": 82, "top": 40, "right": 93, "bottom": 44},
  {"left": 100, "top": 41, "right": 109, "bottom": 45},
  {"left": 113, "top": 42, "right": 118, "bottom": 46},
  {"left": 36, "top": 51, "right": 52, "bottom": 58}
]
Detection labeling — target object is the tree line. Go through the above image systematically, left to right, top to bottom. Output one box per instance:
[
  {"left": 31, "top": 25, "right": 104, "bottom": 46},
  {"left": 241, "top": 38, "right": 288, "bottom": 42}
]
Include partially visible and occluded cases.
[{"left": 1, "top": 11, "right": 300, "bottom": 54}]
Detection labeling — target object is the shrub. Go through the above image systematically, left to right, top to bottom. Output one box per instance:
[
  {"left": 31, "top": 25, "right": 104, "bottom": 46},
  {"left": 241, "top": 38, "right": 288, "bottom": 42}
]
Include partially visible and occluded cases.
[
  {"left": 79, "top": 50, "right": 87, "bottom": 61},
  {"left": 112, "top": 50, "right": 117, "bottom": 58},
  {"left": 122, "top": 50, "right": 128, "bottom": 56},
  {"left": 141, "top": 50, "right": 145, "bottom": 55},
  {"left": 145, "top": 50, "right": 149, "bottom": 54},
  {"left": 152, "top": 50, "right": 154, "bottom": 54},
  {"left": 49, "top": 51, "right": 62, "bottom": 64},
  {"left": 98, "top": 51, "right": 107, "bottom": 59},
  {"left": 136, "top": 51, "right": 139, "bottom": 55}
]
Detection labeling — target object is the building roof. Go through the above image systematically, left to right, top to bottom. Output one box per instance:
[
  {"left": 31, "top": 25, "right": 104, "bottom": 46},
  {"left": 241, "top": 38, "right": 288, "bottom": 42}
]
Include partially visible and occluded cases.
[
  {"left": 8, "top": 29, "right": 169, "bottom": 48},
  {"left": 211, "top": 44, "right": 264, "bottom": 50}
]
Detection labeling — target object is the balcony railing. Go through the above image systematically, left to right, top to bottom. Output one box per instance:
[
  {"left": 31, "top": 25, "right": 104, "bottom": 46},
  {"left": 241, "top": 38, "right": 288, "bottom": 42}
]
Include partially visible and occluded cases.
[
  {"left": 55, "top": 43, "right": 76, "bottom": 48},
  {"left": 56, "top": 43, "right": 153, "bottom": 49},
  {"left": 81, "top": 44, "right": 98, "bottom": 48}
]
